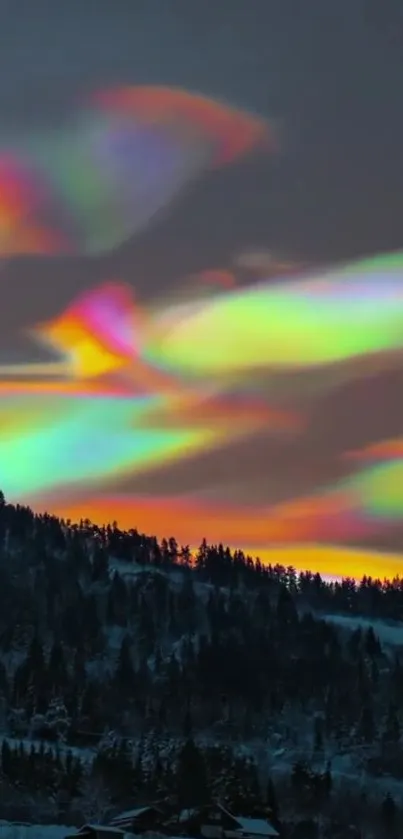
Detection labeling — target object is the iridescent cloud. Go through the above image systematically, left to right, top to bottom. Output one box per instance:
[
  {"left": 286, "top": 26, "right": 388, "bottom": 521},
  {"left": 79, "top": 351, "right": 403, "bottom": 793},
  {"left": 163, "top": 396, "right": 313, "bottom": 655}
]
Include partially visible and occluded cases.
[
  {"left": 0, "top": 86, "right": 270, "bottom": 256},
  {"left": 143, "top": 251, "right": 403, "bottom": 378},
  {"left": 0, "top": 281, "right": 300, "bottom": 500}
]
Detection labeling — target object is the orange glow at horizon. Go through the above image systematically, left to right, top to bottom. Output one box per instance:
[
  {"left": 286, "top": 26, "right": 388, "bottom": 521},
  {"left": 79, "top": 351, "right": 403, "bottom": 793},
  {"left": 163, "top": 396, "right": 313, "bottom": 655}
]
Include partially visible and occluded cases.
[{"left": 31, "top": 494, "right": 403, "bottom": 582}]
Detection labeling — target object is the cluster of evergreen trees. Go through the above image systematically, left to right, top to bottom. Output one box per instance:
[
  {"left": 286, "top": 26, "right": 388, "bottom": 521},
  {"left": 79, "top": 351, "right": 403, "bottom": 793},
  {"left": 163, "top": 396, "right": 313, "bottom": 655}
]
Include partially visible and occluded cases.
[
  {"left": 0, "top": 732, "right": 278, "bottom": 822},
  {"left": 1, "top": 737, "right": 83, "bottom": 794}
]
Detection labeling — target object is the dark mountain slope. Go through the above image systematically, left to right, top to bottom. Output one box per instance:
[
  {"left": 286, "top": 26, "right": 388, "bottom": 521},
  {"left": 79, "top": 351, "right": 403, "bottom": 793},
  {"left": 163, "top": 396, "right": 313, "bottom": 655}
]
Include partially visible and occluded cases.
[{"left": 0, "top": 491, "right": 402, "bottom": 836}]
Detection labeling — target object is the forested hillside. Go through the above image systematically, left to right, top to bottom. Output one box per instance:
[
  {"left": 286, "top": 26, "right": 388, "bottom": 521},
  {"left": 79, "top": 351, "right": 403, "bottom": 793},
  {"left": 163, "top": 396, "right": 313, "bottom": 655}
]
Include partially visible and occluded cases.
[{"left": 0, "top": 491, "right": 402, "bottom": 838}]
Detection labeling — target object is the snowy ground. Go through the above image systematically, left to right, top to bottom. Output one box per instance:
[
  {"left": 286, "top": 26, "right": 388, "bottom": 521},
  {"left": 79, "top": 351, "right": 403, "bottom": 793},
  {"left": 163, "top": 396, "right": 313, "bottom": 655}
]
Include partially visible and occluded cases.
[
  {"left": 323, "top": 613, "right": 403, "bottom": 648},
  {"left": 0, "top": 824, "right": 68, "bottom": 838}
]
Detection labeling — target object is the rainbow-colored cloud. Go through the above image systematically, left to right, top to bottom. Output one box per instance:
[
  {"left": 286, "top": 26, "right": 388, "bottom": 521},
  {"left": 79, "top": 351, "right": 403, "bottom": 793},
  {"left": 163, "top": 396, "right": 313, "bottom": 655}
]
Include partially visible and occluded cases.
[
  {"left": 0, "top": 86, "right": 270, "bottom": 256},
  {"left": 0, "top": 281, "right": 299, "bottom": 500}
]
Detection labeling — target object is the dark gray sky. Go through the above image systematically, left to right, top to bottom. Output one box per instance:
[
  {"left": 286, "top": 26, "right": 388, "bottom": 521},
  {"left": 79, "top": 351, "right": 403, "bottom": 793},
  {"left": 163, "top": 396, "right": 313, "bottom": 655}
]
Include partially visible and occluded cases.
[
  {"left": 0, "top": 0, "right": 402, "bottom": 355},
  {"left": 0, "top": 0, "right": 402, "bottom": 267}
]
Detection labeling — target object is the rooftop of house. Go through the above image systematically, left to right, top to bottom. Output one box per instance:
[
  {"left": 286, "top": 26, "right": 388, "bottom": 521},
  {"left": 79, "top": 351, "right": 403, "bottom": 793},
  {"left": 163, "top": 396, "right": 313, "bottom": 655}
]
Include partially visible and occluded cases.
[
  {"left": 109, "top": 802, "right": 278, "bottom": 839},
  {"left": 175, "top": 804, "right": 278, "bottom": 837},
  {"left": 111, "top": 805, "right": 161, "bottom": 822},
  {"left": 233, "top": 816, "right": 279, "bottom": 838},
  {"left": 67, "top": 826, "right": 127, "bottom": 837}
]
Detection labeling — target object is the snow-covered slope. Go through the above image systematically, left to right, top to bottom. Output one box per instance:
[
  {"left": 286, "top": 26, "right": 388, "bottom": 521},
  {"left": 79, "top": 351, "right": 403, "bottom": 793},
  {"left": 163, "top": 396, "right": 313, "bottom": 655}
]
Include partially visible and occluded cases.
[{"left": 323, "top": 613, "right": 403, "bottom": 648}]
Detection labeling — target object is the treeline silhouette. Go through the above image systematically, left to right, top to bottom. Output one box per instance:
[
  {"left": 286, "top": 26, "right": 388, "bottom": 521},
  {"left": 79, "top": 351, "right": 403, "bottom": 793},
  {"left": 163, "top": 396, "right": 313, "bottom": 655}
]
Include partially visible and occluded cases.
[{"left": 1, "top": 489, "right": 403, "bottom": 620}]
